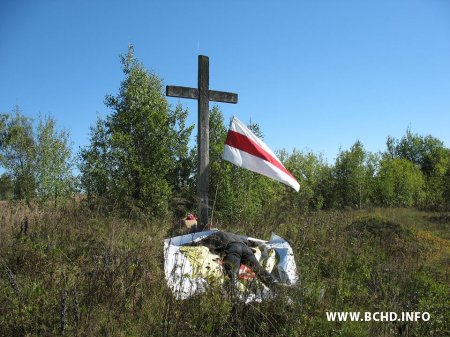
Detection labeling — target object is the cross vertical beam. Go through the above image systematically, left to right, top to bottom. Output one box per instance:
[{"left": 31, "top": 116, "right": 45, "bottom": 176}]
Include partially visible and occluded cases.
[
  {"left": 166, "top": 55, "right": 238, "bottom": 231},
  {"left": 198, "top": 55, "right": 209, "bottom": 231}
]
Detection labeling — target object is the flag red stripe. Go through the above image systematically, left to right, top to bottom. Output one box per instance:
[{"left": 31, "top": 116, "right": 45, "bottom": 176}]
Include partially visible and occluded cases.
[{"left": 225, "top": 130, "right": 297, "bottom": 181}]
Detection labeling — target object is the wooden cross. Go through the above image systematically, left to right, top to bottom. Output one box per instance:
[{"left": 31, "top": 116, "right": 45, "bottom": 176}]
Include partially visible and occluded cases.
[{"left": 166, "top": 55, "right": 238, "bottom": 231}]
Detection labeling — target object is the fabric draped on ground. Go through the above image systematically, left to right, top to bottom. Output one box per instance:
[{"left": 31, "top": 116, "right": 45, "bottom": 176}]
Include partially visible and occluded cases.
[{"left": 163, "top": 230, "right": 298, "bottom": 302}]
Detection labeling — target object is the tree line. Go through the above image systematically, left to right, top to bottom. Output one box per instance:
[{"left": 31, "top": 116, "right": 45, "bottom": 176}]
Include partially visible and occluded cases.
[
  {"left": 1, "top": 46, "right": 449, "bottom": 222},
  {"left": 0, "top": 107, "right": 75, "bottom": 205}
]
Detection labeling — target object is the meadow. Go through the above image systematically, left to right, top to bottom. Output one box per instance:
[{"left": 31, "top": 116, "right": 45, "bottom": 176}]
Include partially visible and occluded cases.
[{"left": 1, "top": 202, "right": 448, "bottom": 336}]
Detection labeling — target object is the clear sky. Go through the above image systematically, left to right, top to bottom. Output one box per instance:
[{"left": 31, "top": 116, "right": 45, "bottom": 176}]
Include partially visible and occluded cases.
[{"left": 1, "top": 0, "right": 449, "bottom": 163}]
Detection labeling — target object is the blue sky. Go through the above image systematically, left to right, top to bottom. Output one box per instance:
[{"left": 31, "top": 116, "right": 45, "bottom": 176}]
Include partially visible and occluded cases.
[{"left": 1, "top": 0, "right": 449, "bottom": 163}]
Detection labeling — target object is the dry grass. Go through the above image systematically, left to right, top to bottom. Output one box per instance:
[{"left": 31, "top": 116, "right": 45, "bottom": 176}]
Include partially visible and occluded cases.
[{"left": 0, "top": 202, "right": 448, "bottom": 336}]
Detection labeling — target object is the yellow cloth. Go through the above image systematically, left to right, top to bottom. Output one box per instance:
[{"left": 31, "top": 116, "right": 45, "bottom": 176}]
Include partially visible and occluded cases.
[
  {"left": 179, "top": 245, "right": 278, "bottom": 288},
  {"left": 179, "top": 246, "right": 223, "bottom": 283}
]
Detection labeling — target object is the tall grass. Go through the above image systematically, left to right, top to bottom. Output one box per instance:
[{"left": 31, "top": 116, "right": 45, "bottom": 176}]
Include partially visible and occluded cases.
[{"left": 0, "top": 202, "right": 448, "bottom": 336}]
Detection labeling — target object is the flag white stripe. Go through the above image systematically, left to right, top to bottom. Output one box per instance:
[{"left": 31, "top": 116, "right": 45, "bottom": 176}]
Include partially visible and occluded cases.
[
  {"left": 228, "top": 117, "right": 281, "bottom": 165},
  {"left": 223, "top": 144, "right": 300, "bottom": 192}
]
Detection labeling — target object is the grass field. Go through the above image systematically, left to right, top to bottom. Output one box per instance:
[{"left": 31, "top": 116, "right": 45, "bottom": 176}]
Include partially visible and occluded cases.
[{"left": 0, "top": 202, "right": 448, "bottom": 336}]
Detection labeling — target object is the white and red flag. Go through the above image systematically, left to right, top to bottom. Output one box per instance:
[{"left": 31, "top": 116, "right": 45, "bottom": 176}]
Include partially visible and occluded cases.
[{"left": 222, "top": 117, "right": 300, "bottom": 192}]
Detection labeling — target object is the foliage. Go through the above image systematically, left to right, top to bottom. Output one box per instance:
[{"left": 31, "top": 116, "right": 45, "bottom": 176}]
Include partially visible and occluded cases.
[
  {"left": 2, "top": 45, "right": 450, "bottom": 335},
  {"left": 79, "top": 45, "right": 193, "bottom": 216},
  {"left": 0, "top": 106, "right": 36, "bottom": 200},
  {"left": 207, "top": 106, "right": 279, "bottom": 227},
  {"left": 0, "top": 107, "right": 76, "bottom": 203},
  {"left": 0, "top": 113, "right": 7, "bottom": 153},
  {"left": 35, "top": 115, "right": 76, "bottom": 203},
  {"left": 78, "top": 116, "right": 111, "bottom": 199},
  {"left": 207, "top": 119, "right": 449, "bottom": 216},
  {"left": 386, "top": 128, "right": 445, "bottom": 176},
  {"left": 386, "top": 129, "right": 450, "bottom": 209},
  {"left": 332, "top": 141, "right": 374, "bottom": 209},
  {"left": 279, "top": 149, "right": 331, "bottom": 213},
  {"left": 375, "top": 158, "right": 425, "bottom": 207},
  {"left": 444, "top": 166, "right": 450, "bottom": 209},
  {"left": 0, "top": 173, "right": 13, "bottom": 200},
  {"left": 0, "top": 203, "right": 448, "bottom": 336}
]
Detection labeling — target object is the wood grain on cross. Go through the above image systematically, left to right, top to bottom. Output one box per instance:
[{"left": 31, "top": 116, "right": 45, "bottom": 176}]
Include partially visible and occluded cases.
[{"left": 166, "top": 55, "right": 238, "bottom": 231}]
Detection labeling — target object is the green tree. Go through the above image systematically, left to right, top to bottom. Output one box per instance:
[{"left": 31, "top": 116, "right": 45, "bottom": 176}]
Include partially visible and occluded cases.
[
  {"left": 79, "top": 45, "right": 193, "bottom": 216},
  {"left": 166, "top": 103, "right": 194, "bottom": 195},
  {"left": 207, "top": 105, "right": 229, "bottom": 222},
  {"left": 0, "top": 106, "right": 36, "bottom": 200},
  {"left": 207, "top": 107, "right": 279, "bottom": 226},
  {"left": 0, "top": 113, "right": 8, "bottom": 152},
  {"left": 35, "top": 115, "right": 76, "bottom": 203},
  {"left": 79, "top": 116, "right": 111, "bottom": 199},
  {"left": 389, "top": 128, "right": 445, "bottom": 175},
  {"left": 385, "top": 130, "right": 449, "bottom": 209},
  {"left": 333, "top": 141, "right": 373, "bottom": 209},
  {"left": 422, "top": 147, "right": 450, "bottom": 209},
  {"left": 280, "top": 149, "right": 329, "bottom": 212},
  {"left": 365, "top": 151, "right": 381, "bottom": 205},
  {"left": 375, "top": 158, "right": 425, "bottom": 207},
  {"left": 443, "top": 164, "right": 450, "bottom": 209},
  {"left": 0, "top": 173, "right": 13, "bottom": 200}
]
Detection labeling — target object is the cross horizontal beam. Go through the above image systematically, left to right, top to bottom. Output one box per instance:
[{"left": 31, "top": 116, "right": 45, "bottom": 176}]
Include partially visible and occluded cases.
[
  {"left": 166, "top": 85, "right": 238, "bottom": 104},
  {"left": 166, "top": 86, "right": 198, "bottom": 100},
  {"left": 209, "top": 90, "right": 238, "bottom": 104}
]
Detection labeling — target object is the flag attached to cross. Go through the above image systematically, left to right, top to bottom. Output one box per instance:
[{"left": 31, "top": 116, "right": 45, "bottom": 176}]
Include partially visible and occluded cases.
[{"left": 223, "top": 117, "right": 300, "bottom": 192}]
